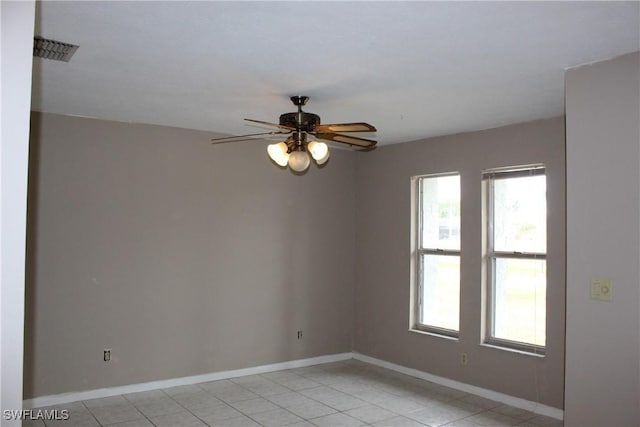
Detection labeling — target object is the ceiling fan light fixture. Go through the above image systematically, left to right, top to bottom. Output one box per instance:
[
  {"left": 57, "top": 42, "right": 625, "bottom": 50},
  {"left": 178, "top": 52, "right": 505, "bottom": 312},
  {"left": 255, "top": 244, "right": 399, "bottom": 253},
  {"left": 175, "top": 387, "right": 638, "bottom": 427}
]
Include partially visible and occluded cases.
[
  {"left": 267, "top": 142, "right": 289, "bottom": 167},
  {"left": 288, "top": 150, "right": 311, "bottom": 172}
]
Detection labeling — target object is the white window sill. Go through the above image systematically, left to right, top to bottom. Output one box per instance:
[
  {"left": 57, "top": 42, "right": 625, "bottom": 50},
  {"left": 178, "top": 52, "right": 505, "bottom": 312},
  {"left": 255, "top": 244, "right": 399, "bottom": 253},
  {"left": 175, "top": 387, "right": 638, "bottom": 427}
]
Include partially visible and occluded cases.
[
  {"left": 408, "top": 328, "right": 459, "bottom": 342},
  {"left": 480, "top": 342, "right": 545, "bottom": 358}
]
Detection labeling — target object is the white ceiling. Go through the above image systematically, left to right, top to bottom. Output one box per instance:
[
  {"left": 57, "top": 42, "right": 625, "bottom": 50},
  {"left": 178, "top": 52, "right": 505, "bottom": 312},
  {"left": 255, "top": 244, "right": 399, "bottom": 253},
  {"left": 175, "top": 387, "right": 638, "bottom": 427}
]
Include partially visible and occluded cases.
[{"left": 32, "top": 1, "right": 640, "bottom": 146}]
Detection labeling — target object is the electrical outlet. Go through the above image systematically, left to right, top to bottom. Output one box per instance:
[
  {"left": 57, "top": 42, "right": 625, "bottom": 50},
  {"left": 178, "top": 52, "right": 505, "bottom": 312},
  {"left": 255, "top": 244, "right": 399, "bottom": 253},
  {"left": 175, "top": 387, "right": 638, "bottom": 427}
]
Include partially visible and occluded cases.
[
  {"left": 297, "top": 330, "right": 303, "bottom": 340},
  {"left": 104, "top": 349, "right": 111, "bottom": 362},
  {"left": 460, "top": 352, "right": 468, "bottom": 366}
]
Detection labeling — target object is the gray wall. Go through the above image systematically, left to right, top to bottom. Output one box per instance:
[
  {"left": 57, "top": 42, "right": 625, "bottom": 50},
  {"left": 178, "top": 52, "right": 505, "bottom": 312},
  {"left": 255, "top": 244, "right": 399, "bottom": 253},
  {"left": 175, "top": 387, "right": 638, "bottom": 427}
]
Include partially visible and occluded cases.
[
  {"left": 565, "top": 52, "right": 640, "bottom": 425},
  {"left": 24, "top": 112, "right": 356, "bottom": 398},
  {"left": 25, "top": 112, "right": 568, "bottom": 407},
  {"left": 354, "top": 117, "right": 566, "bottom": 409}
]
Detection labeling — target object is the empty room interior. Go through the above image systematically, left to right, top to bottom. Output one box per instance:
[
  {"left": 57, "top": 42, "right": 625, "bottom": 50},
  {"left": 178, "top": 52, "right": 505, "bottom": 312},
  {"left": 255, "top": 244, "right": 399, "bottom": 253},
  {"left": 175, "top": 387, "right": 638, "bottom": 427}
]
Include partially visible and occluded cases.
[{"left": 2, "top": 1, "right": 640, "bottom": 427}]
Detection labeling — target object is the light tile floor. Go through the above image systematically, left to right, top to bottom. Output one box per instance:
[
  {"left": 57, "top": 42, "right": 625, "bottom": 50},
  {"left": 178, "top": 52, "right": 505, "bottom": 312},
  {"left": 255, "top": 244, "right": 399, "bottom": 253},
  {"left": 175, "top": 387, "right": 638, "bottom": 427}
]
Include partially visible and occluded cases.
[{"left": 26, "top": 359, "right": 563, "bottom": 427}]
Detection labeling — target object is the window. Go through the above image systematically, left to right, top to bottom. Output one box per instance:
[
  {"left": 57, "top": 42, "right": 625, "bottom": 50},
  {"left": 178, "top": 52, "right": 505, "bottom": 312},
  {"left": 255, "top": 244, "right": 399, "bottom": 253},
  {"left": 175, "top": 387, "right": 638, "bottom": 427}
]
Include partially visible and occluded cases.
[
  {"left": 484, "top": 166, "right": 546, "bottom": 353},
  {"left": 412, "top": 173, "right": 460, "bottom": 336}
]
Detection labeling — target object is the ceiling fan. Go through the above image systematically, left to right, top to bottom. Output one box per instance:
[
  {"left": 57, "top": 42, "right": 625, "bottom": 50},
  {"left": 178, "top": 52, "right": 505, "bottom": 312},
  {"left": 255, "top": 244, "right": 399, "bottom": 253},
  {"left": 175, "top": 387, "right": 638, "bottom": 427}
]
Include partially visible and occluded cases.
[{"left": 211, "top": 96, "right": 377, "bottom": 172}]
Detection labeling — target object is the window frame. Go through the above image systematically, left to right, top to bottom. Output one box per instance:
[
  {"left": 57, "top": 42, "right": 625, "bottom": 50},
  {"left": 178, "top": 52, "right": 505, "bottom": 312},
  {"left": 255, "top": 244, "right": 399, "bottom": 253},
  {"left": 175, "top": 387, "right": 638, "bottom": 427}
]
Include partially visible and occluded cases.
[
  {"left": 483, "top": 165, "right": 547, "bottom": 355},
  {"left": 412, "top": 172, "right": 461, "bottom": 338}
]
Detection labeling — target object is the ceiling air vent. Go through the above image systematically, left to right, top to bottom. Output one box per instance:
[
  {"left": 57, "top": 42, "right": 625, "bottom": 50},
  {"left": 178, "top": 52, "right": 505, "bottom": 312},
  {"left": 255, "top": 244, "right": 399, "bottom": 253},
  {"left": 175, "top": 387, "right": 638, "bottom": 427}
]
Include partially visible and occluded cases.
[{"left": 33, "top": 36, "right": 79, "bottom": 62}]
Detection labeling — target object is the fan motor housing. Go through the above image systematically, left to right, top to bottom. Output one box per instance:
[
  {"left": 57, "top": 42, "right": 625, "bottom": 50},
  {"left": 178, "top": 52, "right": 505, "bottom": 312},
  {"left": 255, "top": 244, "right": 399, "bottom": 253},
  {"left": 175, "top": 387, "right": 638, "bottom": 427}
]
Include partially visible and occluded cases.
[{"left": 280, "top": 112, "right": 320, "bottom": 131}]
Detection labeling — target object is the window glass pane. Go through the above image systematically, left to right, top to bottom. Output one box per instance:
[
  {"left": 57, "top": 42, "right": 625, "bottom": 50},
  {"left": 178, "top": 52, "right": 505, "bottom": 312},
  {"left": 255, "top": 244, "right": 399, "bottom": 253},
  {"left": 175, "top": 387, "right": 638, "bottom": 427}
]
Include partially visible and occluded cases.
[
  {"left": 420, "top": 175, "right": 460, "bottom": 250},
  {"left": 493, "top": 175, "right": 546, "bottom": 253},
  {"left": 420, "top": 254, "right": 460, "bottom": 331},
  {"left": 493, "top": 258, "right": 546, "bottom": 346}
]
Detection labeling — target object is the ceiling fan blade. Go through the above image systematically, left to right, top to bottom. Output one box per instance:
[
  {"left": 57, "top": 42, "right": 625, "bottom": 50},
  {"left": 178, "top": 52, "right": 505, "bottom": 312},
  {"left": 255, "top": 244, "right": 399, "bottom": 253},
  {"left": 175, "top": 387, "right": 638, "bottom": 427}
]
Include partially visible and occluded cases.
[
  {"left": 244, "top": 118, "right": 296, "bottom": 131},
  {"left": 315, "top": 122, "right": 377, "bottom": 133},
  {"left": 211, "top": 130, "right": 290, "bottom": 144},
  {"left": 314, "top": 132, "right": 377, "bottom": 149}
]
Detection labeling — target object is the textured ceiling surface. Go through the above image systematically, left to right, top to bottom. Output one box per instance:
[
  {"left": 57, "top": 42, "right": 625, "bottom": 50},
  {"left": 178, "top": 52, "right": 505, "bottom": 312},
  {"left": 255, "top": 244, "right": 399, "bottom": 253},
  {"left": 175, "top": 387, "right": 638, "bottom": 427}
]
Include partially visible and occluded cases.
[{"left": 32, "top": 1, "right": 640, "bottom": 145}]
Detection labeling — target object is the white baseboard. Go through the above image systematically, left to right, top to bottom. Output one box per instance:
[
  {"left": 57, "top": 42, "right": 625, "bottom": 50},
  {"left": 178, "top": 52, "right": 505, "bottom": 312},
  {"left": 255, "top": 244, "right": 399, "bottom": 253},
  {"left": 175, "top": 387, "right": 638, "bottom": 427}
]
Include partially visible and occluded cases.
[
  {"left": 24, "top": 351, "right": 563, "bottom": 421},
  {"left": 23, "top": 352, "right": 353, "bottom": 409},
  {"left": 353, "top": 352, "right": 564, "bottom": 420}
]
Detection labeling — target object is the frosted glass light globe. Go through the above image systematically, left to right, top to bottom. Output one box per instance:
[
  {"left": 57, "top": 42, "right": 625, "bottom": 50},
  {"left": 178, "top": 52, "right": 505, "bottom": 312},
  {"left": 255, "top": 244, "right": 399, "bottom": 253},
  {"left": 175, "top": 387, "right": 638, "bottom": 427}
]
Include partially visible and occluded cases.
[
  {"left": 307, "top": 141, "right": 329, "bottom": 161},
  {"left": 267, "top": 142, "right": 289, "bottom": 167},
  {"left": 316, "top": 149, "right": 330, "bottom": 165},
  {"left": 288, "top": 151, "right": 311, "bottom": 172}
]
